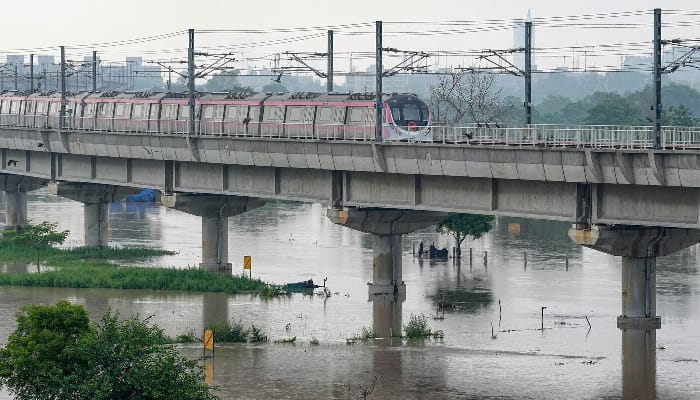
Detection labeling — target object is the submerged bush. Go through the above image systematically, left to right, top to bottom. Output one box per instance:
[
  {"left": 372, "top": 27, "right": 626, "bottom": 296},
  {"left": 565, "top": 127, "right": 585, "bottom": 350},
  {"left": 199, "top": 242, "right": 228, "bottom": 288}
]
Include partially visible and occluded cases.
[
  {"left": 404, "top": 314, "right": 432, "bottom": 339},
  {"left": 205, "top": 320, "right": 249, "bottom": 343}
]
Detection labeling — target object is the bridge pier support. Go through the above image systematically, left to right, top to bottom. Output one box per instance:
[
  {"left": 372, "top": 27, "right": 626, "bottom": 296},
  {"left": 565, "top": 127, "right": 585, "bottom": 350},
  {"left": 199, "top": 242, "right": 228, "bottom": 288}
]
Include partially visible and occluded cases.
[
  {"left": 1, "top": 175, "right": 49, "bottom": 232},
  {"left": 49, "top": 182, "right": 139, "bottom": 247},
  {"left": 5, "top": 191, "right": 27, "bottom": 232},
  {"left": 162, "top": 194, "right": 265, "bottom": 272},
  {"left": 328, "top": 208, "right": 445, "bottom": 339},
  {"left": 569, "top": 224, "right": 700, "bottom": 399}
]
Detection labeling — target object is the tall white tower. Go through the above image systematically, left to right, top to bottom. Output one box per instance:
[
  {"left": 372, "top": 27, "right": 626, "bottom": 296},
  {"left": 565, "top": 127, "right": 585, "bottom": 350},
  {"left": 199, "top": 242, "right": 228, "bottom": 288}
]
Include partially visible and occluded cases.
[{"left": 512, "top": 10, "right": 534, "bottom": 71}]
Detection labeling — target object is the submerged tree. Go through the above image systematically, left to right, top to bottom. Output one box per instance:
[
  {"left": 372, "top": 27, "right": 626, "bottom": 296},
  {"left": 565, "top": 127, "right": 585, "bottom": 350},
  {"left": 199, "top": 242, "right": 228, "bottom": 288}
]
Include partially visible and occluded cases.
[
  {"left": 436, "top": 213, "right": 495, "bottom": 258},
  {"left": 3, "top": 221, "right": 69, "bottom": 271},
  {"left": 0, "top": 301, "right": 217, "bottom": 400}
]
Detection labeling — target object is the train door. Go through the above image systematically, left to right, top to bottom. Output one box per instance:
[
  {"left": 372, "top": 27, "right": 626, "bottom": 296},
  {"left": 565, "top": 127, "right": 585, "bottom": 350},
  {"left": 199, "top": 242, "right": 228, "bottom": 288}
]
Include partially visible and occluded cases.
[
  {"left": 95, "top": 101, "right": 115, "bottom": 131},
  {"left": 82, "top": 102, "right": 97, "bottom": 130},
  {"left": 113, "top": 102, "right": 132, "bottom": 131},
  {"left": 131, "top": 102, "right": 149, "bottom": 132},
  {"left": 200, "top": 104, "right": 224, "bottom": 135},
  {"left": 223, "top": 105, "right": 248, "bottom": 136},
  {"left": 261, "top": 105, "right": 285, "bottom": 137},
  {"left": 285, "top": 105, "right": 315, "bottom": 138},
  {"left": 315, "top": 106, "right": 345, "bottom": 139},
  {"left": 345, "top": 106, "right": 374, "bottom": 140}
]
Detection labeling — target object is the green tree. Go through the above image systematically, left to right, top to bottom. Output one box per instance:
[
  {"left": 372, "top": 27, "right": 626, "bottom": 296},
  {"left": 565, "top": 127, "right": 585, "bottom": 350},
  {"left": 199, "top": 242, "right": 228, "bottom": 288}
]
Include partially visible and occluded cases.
[
  {"left": 202, "top": 71, "right": 250, "bottom": 93},
  {"left": 663, "top": 105, "right": 696, "bottom": 126},
  {"left": 436, "top": 213, "right": 494, "bottom": 258},
  {"left": 3, "top": 221, "right": 69, "bottom": 270},
  {"left": 0, "top": 301, "right": 91, "bottom": 399},
  {"left": 0, "top": 302, "right": 217, "bottom": 400}
]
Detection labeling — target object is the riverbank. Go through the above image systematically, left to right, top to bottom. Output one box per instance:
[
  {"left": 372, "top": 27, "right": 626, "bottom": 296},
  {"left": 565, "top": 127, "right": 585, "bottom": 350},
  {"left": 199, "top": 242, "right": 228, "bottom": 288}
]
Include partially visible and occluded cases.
[{"left": 0, "top": 243, "right": 285, "bottom": 296}]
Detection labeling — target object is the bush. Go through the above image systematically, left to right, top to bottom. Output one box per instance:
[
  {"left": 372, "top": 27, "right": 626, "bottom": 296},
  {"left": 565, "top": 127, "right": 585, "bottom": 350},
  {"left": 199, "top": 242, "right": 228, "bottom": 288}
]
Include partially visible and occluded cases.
[
  {"left": 0, "top": 301, "right": 217, "bottom": 400},
  {"left": 404, "top": 314, "right": 432, "bottom": 339},
  {"left": 205, "top": 320, "right": 248, "bottom": 343}
]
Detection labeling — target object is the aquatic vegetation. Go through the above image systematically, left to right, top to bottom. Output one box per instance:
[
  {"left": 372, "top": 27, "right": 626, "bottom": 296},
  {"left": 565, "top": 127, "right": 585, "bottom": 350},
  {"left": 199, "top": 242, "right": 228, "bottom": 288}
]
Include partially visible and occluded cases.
[
  {"left": 0, "top": 241, "right": 283, "bottom": 297},
  {"left": 404, "top": 314, "right": 444, "bottom": 339},
  {"left": 206, "top": 320, "right": 248, "bottom": 343},
  {"left": 346, "top": 326, "right": 377, "bottom": 344},
  {"left": 273, "top": 336, "right": 296, "bottom": 344}
]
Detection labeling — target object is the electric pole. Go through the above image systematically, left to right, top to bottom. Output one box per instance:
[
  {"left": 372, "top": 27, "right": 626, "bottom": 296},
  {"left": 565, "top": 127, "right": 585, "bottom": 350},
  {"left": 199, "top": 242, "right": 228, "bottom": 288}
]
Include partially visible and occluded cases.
[
  {"left": 653, "top": 8, "right": 662, "bottom": 149},
  {"left": 375, "top": 20, "right": 383, "bottom": 142},
  {"left": 525, "top": 21, "right": 532, "bottom": 125},
  {"left": 188, "top": 28, "right": 196, "bottom": 136},
  {"left": 327, "top": 30, "right": 334, "bottom": 92},
  {"left": 60, "top": 46, "right": 66, "bottom": 129},
  {"left": 93, "top": 50, "right": 97, "bottom": 92},
  {"left": 30, "top": 54, "right": 34, "bottom": 92},
  {"left": 13, "top": 66, "right": 17, "bottom": 90}
]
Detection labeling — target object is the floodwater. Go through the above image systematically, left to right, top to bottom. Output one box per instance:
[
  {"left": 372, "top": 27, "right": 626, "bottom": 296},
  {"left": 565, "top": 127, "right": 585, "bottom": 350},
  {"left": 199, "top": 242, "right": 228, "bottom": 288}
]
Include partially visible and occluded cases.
[{"left": 0, "top": 189, "right": 699, "bottom": 399}]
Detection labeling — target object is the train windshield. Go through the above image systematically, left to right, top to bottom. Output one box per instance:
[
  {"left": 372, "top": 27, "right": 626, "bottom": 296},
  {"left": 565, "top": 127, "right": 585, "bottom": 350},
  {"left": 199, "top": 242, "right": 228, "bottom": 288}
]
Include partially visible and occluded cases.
[{"left": 387, "top": 95, "right": 430, "bottom": 128}]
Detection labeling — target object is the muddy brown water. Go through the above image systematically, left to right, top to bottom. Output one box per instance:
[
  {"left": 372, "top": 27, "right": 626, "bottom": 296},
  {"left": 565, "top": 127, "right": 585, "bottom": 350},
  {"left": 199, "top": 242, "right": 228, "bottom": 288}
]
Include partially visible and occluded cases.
[{"left": 0, "top": 189, "right": 698, "bottom": 399}]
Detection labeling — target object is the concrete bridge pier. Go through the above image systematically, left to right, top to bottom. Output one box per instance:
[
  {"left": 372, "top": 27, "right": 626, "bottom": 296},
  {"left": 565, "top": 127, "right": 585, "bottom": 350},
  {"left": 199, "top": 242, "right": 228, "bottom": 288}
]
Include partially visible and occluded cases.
[
  {"left": 1, "top": 175, "right": 49, "bottom": 232},
  {"left": 49, "top": 182, "right": 139, "bottom": 247},
  {"left": 4, "top": 191, "right": 27, "bottom": 232},
  {"left": 162, "top": 194, "right": 265, "bottom": 272},
  {"left": 327, "top": 208, "right": 446, "bottom": 298},
  {"left": 569, "top": 225, "right": 700, "bottom": 399}
]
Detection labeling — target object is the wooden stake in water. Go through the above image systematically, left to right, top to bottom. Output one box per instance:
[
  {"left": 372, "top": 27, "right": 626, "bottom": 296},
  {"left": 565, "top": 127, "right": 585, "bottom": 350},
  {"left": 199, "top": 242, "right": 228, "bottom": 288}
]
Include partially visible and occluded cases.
[
  {"left": 469, "top": 248, "right": 473, "bottom": 267},
  {"left": 484, "top": 251, "right": 488, "bottom": 267},
  {"left": 524, "top": 251, "right": 527, "bottom": 269},
  {"left": 565, "top": 253, "right": 569, "bottom": 271},
  {"left": 541, "top": 306, "right": 547, "bottom": 330}
]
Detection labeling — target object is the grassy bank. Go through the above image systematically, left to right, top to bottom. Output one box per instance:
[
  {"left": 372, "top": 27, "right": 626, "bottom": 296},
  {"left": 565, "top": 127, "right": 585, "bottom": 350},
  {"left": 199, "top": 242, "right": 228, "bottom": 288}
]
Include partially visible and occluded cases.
[{"left": 0, "top": 242, "right": 284, "bottom": 296}]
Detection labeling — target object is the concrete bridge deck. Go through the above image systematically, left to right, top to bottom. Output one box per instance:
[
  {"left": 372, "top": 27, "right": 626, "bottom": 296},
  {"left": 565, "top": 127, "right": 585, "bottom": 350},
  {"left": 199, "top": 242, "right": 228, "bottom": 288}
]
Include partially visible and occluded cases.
[{"left": 1, "top": 126, "right": 700, "bottom": 229}]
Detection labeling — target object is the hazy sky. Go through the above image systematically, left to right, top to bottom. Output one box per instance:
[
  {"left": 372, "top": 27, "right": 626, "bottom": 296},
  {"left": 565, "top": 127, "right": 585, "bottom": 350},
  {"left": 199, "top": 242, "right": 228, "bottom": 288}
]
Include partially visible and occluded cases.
[{"left": 1, "top": 0, "right": 698, "bottom": 73}]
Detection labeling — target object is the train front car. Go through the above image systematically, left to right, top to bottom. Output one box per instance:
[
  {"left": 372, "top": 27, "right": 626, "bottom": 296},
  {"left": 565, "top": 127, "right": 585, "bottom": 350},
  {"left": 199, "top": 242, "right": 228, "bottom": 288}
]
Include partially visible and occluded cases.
[{"left": 384, "top": 94, "right": 432, "bottom": 141}]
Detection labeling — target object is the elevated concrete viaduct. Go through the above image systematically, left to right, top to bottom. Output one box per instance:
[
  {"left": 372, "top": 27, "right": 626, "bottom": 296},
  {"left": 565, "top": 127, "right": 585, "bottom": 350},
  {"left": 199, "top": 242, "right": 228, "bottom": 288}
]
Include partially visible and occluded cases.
[{"left": 1, "top": 127, "right": 700, "bottom": 344}]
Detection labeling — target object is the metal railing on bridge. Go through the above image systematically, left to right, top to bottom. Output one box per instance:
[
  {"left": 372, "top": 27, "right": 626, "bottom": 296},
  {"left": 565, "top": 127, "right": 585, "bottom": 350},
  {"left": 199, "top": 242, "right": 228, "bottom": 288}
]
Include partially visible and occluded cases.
[{"left": 1, "top": 113, "right": 700, "bottom": 150}]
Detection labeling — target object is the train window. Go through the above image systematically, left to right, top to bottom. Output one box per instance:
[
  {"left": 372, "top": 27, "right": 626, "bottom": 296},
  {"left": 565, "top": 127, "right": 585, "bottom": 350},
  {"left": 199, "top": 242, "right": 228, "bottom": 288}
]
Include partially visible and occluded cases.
[
  {"left": 10, "top": 101, "right": 21, "bottom": 113},
  {"left": 36, "top": 102, "right": 48, "bottom": 114},
  {"left": 48, "top": 102, "right": 60, "bottom": 115},
  {"left": 84, "top": 103, "right": 96, "bottom": 116},
  {"left": 115, "top": 103, "right": 130, "bottom": 117},
  {"left": 403, "top": 103, "right": 420, "bottom": 121},
  {"left": 132, "top": 104, "right": 144, "bottom": 118},
  {"left": 162, "top": 104, "right": 177, "bottom": 119},
  {"left": 202, "top": 105, "right": 215, "bottom": 119},
  {"left": 225, "top": 105, "right": 246, "bottom": 120},
  {"left": 179, "top": 106, "right": 189, "bottom": 119},
  {"left": 263, "top": 106, "right": 284, "bottom": 122},
  {"left": 420, "top": 106, "right": 429, "bottom": 121},
  {"left": 287, "top": 107, "right": 303, "bottom": 122},
  {"left": 317, "top": 107, "right": 332, "bottom": 122},
  {"left": 348, "top": 107, "right": 365, "bottom": 124},
  {"left": 390, "top": 107, "right": 401, "bottom": 121}
]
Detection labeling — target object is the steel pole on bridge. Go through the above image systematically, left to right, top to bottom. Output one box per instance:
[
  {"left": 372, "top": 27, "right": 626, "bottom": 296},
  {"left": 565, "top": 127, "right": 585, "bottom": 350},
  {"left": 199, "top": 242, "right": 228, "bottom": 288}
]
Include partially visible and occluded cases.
[
  {"left": 653, "top": 8, "right": 662, "bottom": 150},
  {"left": 375, "top": 20, "right": 383, "bottom": 142},
  {"left": 525, "top": 21, "right": 532, "bottom": 126},
  {"left": 188, "top": 28, "right": 196, "bottom": 136},
  {"left": 327, "top": 30, "right": 334, "bottom": 93},
  {"left": 60, "top": 46, "right": 66, "bottom": 129},
  {"left": 92, "top": 50, "right": 97, "bottom": 93},
  {"left": 29, "top": 54, "right": 34, "bottom": 92}
]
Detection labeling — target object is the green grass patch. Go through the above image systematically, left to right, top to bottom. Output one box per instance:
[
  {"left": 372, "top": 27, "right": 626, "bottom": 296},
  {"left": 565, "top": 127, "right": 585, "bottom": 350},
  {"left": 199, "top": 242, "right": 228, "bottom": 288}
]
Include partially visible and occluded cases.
[{"left": 0, "top": 241, "right": 285, "bottom": 297}]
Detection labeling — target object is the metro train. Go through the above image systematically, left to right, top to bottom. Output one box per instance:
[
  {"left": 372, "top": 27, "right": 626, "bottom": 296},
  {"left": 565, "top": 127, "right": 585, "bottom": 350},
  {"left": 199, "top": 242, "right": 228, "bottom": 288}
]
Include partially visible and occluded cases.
[{"left": 0, "top": 90, "right": 432, "bottom": 141}]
